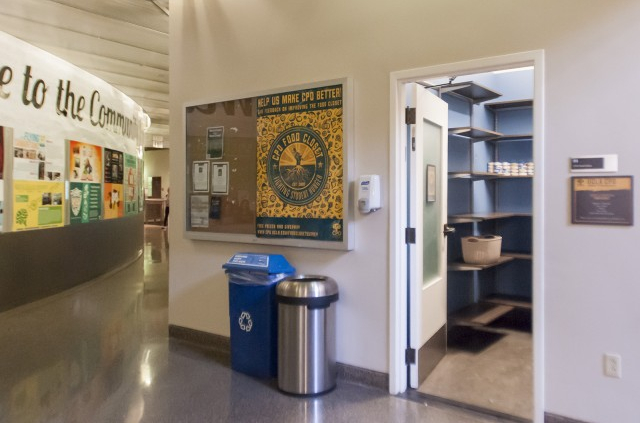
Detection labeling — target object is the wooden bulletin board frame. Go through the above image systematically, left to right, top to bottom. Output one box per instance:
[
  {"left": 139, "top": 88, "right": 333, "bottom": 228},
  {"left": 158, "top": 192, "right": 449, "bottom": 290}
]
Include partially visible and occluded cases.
[{"left": 183, "top": 78, "right": 354, "bottom": 250}]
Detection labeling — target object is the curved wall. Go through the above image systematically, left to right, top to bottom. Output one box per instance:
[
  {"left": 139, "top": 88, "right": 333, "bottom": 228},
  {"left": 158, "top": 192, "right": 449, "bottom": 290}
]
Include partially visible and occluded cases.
[
  {"left": 0, "top": 32, "right": 147, "bottom": 312},
  {"left": 0, "top": 214, "right": 143, "bottom": 313}
]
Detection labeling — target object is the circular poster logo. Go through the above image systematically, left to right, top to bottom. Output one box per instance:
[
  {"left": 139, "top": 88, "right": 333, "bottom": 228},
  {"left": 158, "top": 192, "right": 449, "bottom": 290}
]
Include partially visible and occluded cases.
[{"left": 267, "top": 126, "right": 329, "bottom": 206}]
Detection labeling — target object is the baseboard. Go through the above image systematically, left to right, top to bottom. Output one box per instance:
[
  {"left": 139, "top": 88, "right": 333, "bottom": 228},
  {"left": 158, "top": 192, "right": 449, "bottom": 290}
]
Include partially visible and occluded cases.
[
  {"left": 168, "top": 324, "right": 388, "bottom": 391},
  {"left": 168, "top": 324, "right": 230, "bottom": 354},
  {"left": 336, "top": 362, "right": 388, "bottom": 391},
  {"left": 545, "top": 412, "right": 590, "bottom": 423}
]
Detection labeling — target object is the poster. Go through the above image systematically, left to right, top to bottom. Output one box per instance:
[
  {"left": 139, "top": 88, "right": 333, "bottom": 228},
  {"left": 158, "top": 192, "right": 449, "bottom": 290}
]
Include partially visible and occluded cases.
[
  {"left": 256, "top": 84, "right": 344, "bottom": 241},
  {"left": 206, "top": 126, "right": 224, "bottom": 159},
  {"left": 0, "top": 128, "right": 4, "bottom": 230},
  {"left": 13, "top": 131, "right": 65, "bottom": 181},
  {"left": 69, "top": 141, "right": 102, "bottom": 224},
  {"left": 69, "top": 141, "right": 102, "bottom": 183},
  {"left": 104, "top": 148, "right": 124, "bottom": 219},
  {"left": 124, "top": 153, "right": 138, "bottom": 215},
  {"left": 193, "top": 161, "right": 209, "bottom": 192},
  {"left": 212, "top": 162, "right": 228, "bottom": 194},
  {"left": 571, "top": 176, "right": 633, "bottom": 225},
  {"left": 13, "top": 180, "right": 64, "bottom": 230},
  {"left": 69, "top": 182, "right": 101, "bottom": 224},
  {"left": 190, "top": 195, "right": 209, "bottom": 228}
]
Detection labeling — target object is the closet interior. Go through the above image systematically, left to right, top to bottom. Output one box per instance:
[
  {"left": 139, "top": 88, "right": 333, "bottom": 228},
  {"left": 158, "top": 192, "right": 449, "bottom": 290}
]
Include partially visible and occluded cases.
[{"left": 418, "top": 68, "right": 534, "bottom": 421}]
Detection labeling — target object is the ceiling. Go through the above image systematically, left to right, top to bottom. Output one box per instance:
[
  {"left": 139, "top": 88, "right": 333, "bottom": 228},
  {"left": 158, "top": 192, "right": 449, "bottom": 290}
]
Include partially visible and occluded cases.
[{"left": 0, "top": 0, "right": 170, "bottom": 148}]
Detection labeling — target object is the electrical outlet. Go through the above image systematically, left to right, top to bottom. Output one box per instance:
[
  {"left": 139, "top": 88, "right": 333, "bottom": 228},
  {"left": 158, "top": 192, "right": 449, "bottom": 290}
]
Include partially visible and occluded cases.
[{"left": 604, "top": 353, "right": 622, "bottom": 378}]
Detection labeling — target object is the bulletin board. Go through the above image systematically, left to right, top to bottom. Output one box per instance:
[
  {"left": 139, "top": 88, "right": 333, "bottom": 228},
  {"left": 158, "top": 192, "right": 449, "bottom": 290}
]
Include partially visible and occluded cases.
[{"left": 184, "top": 79, "right": 354, "bottom": 250}]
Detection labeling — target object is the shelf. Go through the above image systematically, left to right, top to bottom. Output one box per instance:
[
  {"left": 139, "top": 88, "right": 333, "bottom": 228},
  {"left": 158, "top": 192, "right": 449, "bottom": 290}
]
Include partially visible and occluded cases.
[
  {"left": 438, "top": 81, "right": 502, "bottom": 104},
  {"left": 484, "top": 99, "right": 533, "bottom": 111},
  {"left": 449, "top": 126, "right": 503, "bottom": 140},
  {"left": 486, "top": 134, "right": 533, "bottom": 142},
  {"left": 448, "top": 172, "right": 532, "bottom": 181},
  {"left": 448, "top": 172, "right": 496, "bottom": 181},
  {"left": 473, "top": 172, "right": 532, "bottom": 179},
  {"left": 448, "top": 212, "right": 532, "bottom": 224},
  {"left": 502, "top": 251, "right": 533, "bottom": 260},
  {"left": 448, "top": 255, "right": 514, "bottom": 271},
  {"left": 482, "top": 294, "right": 532, "bottom": 310},
  {"left": 449, "top": 302, "right": 514, "bottom": 326}
]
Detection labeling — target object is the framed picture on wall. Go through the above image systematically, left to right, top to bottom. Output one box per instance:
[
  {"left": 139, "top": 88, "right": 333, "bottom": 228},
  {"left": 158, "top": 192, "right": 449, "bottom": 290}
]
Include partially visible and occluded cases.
[{"left": 426, "top": 164, "right": 436, "bottom": 202}]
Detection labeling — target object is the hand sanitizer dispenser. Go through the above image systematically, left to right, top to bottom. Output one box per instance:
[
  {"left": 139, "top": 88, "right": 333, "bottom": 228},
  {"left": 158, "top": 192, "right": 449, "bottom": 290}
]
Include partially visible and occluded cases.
[{"left": 358, "top": 175, "right": 381, "bottom": 213}]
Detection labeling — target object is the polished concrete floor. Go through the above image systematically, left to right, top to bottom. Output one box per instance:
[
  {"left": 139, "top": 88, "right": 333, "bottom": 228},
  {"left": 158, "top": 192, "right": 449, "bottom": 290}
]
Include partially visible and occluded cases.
[
  {"left": 0, "top": 225, "right": 519, "bottom": 423},
  {"left": 418, "top": 321, "right": 533, "bottom": 420}
]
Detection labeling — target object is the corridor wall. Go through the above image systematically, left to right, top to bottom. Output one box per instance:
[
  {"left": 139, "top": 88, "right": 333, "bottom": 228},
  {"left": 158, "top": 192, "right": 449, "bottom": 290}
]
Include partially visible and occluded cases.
[{"left": 169, "top": 2, "right": 640, "bottom": 422}]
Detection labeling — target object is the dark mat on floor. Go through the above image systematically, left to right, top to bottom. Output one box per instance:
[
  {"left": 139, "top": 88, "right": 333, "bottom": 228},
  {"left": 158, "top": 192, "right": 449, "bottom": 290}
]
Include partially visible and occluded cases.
[
  {"left": 488, "top": 308, "right": 532, "bottom": 332},
  {"left": 447, "top": 325, "right": 505, "bottom": 353}
]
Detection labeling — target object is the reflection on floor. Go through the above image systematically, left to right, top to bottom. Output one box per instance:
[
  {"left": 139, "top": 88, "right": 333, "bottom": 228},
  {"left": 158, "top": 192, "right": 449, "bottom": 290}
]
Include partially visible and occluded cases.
[
  {"left": 0, "top": 225, "right": 511, "bottom": 423},
  {"left": 418, "top": 309, "right": 533, "bottom": 421}
]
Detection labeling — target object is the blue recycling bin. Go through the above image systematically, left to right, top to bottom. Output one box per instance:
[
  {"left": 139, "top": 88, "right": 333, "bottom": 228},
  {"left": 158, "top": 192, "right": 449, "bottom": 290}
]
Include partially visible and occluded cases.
[{"left": 223, "top": 253, "right": 295, "bottom": 378}]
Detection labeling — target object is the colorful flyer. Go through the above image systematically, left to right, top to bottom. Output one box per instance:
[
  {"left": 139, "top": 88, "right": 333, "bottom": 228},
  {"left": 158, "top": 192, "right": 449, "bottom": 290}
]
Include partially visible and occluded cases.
[
  {"left": 256, "top": 84, "right": 344, "bottom": 241},
  {"left": 13, "top": 131, "right": 65, "bottom": 182},
  {"left": 69, "top": 140, "right": 102, "bottom": 183},
  {"left": 69, "top": 141, "right": 102, "bottom": 224},
  {"left": 104, "top": 148, "right": 124, "bottom": 184},
  {"left": 124, "top": 153, "right": 138, "bottom": 215},
  {"left": 13, "top": 180, "right": 64, "bottom": 230},
  {"left": 69, "top": 182, "right": 102, "bottom": 224},
  {"left": 103, "top": 183, "right": 124, "bottom": 219}
]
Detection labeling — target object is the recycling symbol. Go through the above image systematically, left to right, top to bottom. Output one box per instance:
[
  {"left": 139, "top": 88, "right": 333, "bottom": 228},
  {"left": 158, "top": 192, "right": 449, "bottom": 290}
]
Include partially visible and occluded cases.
[{"left": 238, "top": 311, "right": 253, "bottom": 332}]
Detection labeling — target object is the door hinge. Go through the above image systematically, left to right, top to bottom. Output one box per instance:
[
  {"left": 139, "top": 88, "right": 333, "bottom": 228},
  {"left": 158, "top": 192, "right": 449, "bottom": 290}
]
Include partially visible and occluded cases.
[
  {"left": 405, "top": 107, "right": 416, "bottom": 125},
  {"left": 411, "top": 136, "right": 416, "bottom": 152},
  {"left": 405, "top": 227, "right": 416, "bottom": 244},
  {"left": 405, "top": 348, "right": 416, "bottom": 364}
]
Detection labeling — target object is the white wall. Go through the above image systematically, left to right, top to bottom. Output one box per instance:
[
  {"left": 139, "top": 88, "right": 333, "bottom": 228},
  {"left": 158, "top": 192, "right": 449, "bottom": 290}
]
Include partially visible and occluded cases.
[
  {"left": 169, "top": 2, "right": 640, "bottom": 422},
  {"left": 143, "top": 149, "right": 170, "bottom": 197}
]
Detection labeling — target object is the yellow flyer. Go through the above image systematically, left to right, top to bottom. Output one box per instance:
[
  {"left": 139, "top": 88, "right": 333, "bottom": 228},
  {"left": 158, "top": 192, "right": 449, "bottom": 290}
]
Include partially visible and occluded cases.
[{"left": 13, "top": 180, "right": 64, "bottom": 230}]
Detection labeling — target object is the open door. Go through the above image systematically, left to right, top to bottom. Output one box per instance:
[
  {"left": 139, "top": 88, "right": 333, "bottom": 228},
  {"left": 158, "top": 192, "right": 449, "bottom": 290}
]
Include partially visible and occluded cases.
[{"left": 408, "top": 84, "right": 449, "bottom": 388}]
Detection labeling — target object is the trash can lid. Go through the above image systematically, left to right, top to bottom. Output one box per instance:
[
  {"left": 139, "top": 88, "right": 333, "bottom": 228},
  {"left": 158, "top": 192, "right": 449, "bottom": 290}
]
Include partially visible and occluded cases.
[
  {"left": 222, "top": 253, "right": 295, "bottom": 274},
  {"left": 276, "top": 275, "right": 338, "bottom": 299}
]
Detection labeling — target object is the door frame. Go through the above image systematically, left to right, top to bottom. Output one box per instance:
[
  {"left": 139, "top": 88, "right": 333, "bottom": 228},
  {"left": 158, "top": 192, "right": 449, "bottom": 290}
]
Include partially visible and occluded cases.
[{"left": 388, "top": 51, "right": 545, "bottom": 423}]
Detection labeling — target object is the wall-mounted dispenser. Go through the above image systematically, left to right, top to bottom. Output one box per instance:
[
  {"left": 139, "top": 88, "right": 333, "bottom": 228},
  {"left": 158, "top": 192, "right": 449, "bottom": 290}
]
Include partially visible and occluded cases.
[{"left": 358, "top": 175, "right": 381, "bottom": 213}]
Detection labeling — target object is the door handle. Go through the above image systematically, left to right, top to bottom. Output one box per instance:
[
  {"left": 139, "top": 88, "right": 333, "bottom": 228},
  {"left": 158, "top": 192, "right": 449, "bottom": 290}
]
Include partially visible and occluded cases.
[{"left": 443, "top": 225, "right": 456, "bottom": 237}]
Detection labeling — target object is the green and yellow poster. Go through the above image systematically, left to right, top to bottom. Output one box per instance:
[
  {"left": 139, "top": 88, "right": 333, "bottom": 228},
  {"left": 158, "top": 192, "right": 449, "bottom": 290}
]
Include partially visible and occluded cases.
[
  {"left": 256, "top": 84, "right": 344, "bottom": 241},
  {"left": 124, "top": 153, "right": 138, "bottom": 215},
  {"left": 13, "top": 180, "right": 64, "bottom": 230}
]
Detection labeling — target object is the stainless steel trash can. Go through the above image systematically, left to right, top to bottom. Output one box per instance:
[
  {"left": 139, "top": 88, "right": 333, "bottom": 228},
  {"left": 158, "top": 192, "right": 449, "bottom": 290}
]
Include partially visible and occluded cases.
[{"left": 276, "top": 275, "right": 339, "bottom": 395}]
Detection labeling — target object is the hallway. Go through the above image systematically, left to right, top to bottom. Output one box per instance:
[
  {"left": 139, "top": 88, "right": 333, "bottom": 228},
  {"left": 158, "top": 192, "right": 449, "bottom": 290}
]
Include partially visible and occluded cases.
[{"left": 0, "top": 226, "right": 513, "bottom": 422}]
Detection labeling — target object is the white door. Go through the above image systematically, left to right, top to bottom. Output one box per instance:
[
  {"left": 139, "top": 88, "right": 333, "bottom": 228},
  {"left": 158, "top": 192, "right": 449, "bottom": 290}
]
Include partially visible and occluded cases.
[{"left": 408, "top": 84, "right": 449, "bottom": 388}]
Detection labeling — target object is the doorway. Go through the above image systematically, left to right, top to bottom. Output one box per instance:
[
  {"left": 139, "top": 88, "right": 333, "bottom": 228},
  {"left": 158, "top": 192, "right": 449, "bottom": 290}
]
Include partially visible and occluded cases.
[{"left": 389, "top": 52, "right": 544, "bottom": 422}]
